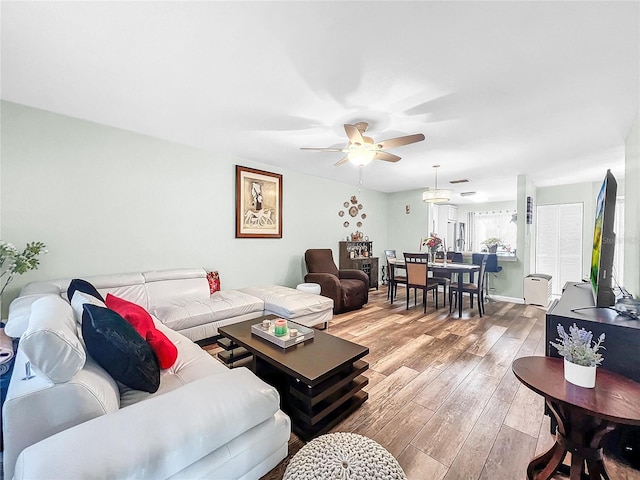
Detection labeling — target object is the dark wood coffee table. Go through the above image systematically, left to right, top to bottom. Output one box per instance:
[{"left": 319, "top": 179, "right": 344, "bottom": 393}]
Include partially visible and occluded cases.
[
  {"left": 218, "top": 316, "right": 369, "bottom": 441},
  {"left": 512, "top": 356, "right": 640, "bottom": 480}
]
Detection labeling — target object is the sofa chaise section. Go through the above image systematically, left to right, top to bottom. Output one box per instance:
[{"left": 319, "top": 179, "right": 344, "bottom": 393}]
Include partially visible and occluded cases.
[
  {"left": 239, "top": 285, "right": 334, "bottom": 328},
  {"left": 12, "top": 370, "right": 290, "bottom": 480}
]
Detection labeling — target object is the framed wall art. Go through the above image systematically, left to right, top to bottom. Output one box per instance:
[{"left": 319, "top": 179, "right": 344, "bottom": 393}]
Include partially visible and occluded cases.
[{"left": 235, "top": 165, "right": 283, "bottom": 238}]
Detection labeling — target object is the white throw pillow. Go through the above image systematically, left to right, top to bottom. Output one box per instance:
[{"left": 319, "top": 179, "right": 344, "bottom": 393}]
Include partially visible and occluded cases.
[
  {"left": 71, "top": 291, "right": 106, "bottom": 325},
  {"left": 20, "top": 295, "right": 86, "bottom": 383}
]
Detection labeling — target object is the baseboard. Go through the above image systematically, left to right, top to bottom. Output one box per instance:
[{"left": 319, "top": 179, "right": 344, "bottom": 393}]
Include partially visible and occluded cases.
[{"left": 490, "top": 295, "right": 524, "bottom": 304}]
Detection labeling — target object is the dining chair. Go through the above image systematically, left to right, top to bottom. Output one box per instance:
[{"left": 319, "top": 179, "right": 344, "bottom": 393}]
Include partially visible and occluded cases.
[
  {"left": 384, "top": 250, "right": 406, "bottom": 303},
  {"left": 403, "top": 252, "right": 439, "bottom": 313},
  {"left": 446, "top": 252, "right": 463, "bottom": 263},
  {"left": 450, "top": 254, "right": 488, "bottom": 317},
  {"left": 431, "top": 270, "right": 451, "bottom": 308}
]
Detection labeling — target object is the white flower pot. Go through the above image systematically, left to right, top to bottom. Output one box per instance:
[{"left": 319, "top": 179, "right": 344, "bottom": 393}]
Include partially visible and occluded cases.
[{"left": 564, "top": 358, "right": 596, "bottom": 388}]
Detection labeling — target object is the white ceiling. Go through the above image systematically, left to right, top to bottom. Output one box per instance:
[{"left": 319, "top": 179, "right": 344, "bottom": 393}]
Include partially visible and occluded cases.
[{"left": 2, "top": 1, "right": 638, "bottom": 203}]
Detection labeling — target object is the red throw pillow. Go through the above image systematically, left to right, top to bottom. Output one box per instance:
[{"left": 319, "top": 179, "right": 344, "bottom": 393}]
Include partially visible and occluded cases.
[
  {"left": 206, "top": 271, "right": 221, "bottom": 294},
  {"left": 105, "top": 294, "right": 178, "bottom": 369},
  {"left": 105, "top": 294, "right": 154, "bottom": 336},
  {"left": 145, "top": 329, "right": 178, "bottom": 370}
]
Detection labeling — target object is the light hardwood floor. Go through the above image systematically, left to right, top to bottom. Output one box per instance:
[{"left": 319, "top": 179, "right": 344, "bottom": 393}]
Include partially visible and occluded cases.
[{"left": 208, "top": 287, "right": 639, "bottom": 480}]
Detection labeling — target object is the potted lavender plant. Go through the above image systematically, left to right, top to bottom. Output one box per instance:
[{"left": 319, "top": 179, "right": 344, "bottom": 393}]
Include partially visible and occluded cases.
[{"left": 550, "top": 323, "right": 605, "bottom": 388}]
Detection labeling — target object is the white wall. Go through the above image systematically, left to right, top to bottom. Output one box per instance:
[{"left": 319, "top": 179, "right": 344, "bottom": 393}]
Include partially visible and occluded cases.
[
  {"left": 0, "top": 102, "right": 389, "bottom": 314},
  {"left": 625, "top": 112, "right": 640, "bottom": 298},
  {"left": 386, "top": 189, "right": 431, "bottom": 256}
]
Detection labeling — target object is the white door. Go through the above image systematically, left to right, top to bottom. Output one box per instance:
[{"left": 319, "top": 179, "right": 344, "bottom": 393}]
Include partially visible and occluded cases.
[{"left": 535, "top": 203, "right": 583, "bottom": 295}]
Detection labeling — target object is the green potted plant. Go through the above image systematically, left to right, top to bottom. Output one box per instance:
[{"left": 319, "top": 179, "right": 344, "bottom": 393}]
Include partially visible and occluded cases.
[
  {"left": 481, "top": 237, "right": 503, "bottom": 253},
  {"left": 0, "top": 240, "right": 47, "bottom": 296},
  {"left": 550, "top": 323, "right": 605, "bottom": 388}
]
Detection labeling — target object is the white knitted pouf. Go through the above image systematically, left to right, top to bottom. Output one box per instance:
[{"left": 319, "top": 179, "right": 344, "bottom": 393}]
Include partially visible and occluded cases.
[{"left": 283, "top": 432, "right": 407, "bottom": 480}]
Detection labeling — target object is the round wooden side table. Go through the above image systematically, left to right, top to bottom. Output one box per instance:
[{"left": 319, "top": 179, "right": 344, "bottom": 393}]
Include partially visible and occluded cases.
[{"left": 512, "top": 356, "right": 640, "bottom": 480}]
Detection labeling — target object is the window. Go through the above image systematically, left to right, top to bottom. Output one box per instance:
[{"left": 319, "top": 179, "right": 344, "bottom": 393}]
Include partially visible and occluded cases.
[{"left": 468, "top": 210, "right": 517, "bottom": 253}]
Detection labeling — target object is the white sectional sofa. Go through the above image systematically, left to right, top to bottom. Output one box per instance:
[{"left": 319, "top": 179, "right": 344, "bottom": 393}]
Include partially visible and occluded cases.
[
  {"left": 2, "top": 268, "right": 333, "bottom": 479},
  {"left": 6, "top": 268, "right": 334, "bottom": 342}
]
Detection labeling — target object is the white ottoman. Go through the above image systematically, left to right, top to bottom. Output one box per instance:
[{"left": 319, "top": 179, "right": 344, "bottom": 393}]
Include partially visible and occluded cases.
[
  {"left": 296, "top": 283, "right": 321, "bottom": 295},
  {"left": 283, "top": 432, "right": 407, "bottom": 480}
]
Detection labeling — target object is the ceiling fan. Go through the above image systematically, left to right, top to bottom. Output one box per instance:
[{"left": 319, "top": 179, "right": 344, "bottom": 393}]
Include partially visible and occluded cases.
[{"left": 301, "top": 122, "right": 425, "bottom": 166}]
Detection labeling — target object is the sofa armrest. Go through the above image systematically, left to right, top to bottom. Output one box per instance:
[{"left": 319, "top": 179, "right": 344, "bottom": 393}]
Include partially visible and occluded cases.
[
  {"left": 338, "top": 269, "right": 369, "bottom": 285},
  {"left": 304, "top": 273, "right": 341, "bottom": 305},
  {"left": 5, "top": 294, "right": 50, "bottom": 338},
  {"left": 14, "top": 368, "right": 285, "bottom": 480}
]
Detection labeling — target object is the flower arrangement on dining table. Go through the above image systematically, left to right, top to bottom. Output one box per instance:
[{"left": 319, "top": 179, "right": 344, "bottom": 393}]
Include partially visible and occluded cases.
[{"left": 421, "top": 234, "right": 443, "bottom": 254}]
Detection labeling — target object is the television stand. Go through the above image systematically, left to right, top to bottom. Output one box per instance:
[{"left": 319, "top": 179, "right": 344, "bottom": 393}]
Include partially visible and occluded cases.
[{"left": 546, "top": 282, "right": 640, "bottom": 469}]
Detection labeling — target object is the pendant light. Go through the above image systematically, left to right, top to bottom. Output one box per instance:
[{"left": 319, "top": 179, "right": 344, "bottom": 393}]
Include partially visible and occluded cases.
[{"left": 422, "top": 165, "right": 452, "bottom": 203}]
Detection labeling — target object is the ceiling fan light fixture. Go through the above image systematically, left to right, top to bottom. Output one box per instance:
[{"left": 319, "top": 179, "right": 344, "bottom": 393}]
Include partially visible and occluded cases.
[
  {"left": 301, "top": 122, "right": 424, "bottom": 167},
  {"left": 348, "top": 149, "right": 375, "bottom": 166},
  {"left": 423, "top": 165, "right": 452, "bottom": 203}
]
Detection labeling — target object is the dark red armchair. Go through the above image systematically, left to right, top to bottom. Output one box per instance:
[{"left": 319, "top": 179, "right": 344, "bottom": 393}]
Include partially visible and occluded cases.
[{"left": 304, "top": 249, "right": 369, "bottom": 314}]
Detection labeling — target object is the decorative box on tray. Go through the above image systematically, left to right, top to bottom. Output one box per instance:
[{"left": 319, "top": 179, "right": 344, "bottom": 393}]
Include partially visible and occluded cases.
[{"left": 251, "top": 320, "right": 315, "bottom": 349}]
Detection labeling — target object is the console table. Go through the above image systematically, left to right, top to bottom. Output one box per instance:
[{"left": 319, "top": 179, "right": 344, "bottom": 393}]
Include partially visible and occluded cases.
[
  {"left": 546, "top": 282, "right": 640, "bottom": 467},
  {"left": 512, "top": 356, "right": 640, "bottom": 480}
]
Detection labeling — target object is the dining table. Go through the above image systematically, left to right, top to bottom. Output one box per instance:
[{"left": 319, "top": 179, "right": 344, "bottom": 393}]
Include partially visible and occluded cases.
[{"left": 388, "top": 258, "right": 480, "bottom": 318}]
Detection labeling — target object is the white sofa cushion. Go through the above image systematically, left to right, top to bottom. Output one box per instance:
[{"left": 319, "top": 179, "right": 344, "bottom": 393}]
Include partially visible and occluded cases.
[
  {"left": 144, "top": 268, "right": 211, "bottom": 308},
  {"left": 20, "top": 272, "right": 148, "bottom": 308},
  {"left": 240, "top": 285, "right": 333, "bottom": 319},
  {"left": 151, "top": 290, "right": 264, "bottom": 331},
  {"left": 70, "top": 291, "right": 107, "bottom": 325},
  {"left": 20, "top": 295, "right": 86, "bottom": 383},
  {"left": 118, "top": 320, "right": 228, "bottom": 408},
  {"left": 2, "top": 348, "right": 121, "bottom": 480},
  {"left": 13, "top": 369, "right": 284, "bottom": 480}
]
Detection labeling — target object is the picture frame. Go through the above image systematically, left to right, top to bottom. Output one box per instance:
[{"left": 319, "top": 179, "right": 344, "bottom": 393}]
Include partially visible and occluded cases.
[{"left": 235, "top": 165, "right": 283, "bottom": 238}]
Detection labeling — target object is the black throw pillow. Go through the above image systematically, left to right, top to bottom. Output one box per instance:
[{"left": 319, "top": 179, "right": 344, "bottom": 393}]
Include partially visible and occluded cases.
[
  {"left": 67, "top": 278, "right": 105, "bottom": 303},
  {"left": 82, "top": 304, "right": 160, "bottom": 393}
]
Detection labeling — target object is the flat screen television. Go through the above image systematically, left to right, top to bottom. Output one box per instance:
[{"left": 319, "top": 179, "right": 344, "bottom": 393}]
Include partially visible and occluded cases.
[{"left": 590, "top": 169, "right": 617, "bottom": 307}]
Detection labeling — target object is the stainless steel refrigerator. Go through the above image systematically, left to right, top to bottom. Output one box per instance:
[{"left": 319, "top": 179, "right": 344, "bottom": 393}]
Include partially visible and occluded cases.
[{"left": 447, "top": 222, "right": 466, "bottom": 252}]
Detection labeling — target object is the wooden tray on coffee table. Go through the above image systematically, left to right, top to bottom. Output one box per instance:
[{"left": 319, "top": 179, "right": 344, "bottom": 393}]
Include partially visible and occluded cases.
[{"left": 250, "top": 320, "right": 314, "bottom": 349}]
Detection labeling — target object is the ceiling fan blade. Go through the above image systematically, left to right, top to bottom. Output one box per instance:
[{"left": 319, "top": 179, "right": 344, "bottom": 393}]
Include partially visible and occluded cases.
[
  {"left": 352, "top": 122, "right": 369, "bottom": 133},
  {"left": 344, "top": 124, "right": 365, "bottom": 146},
  {"left": 377, "top": 133, "right": 425, "bottom": 149},
  {"left": 300, "top": 147, "right": 344, "bottom": 152},
  {"left": 375, "top": 151, "right": 402, "bottom": 163},
  {"left": 334, "top": 157, "right": 350, "bottom": 166}
]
